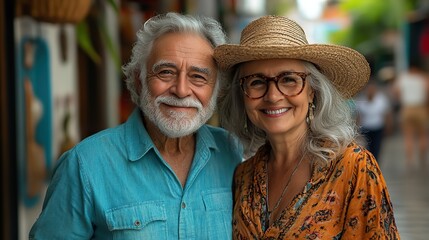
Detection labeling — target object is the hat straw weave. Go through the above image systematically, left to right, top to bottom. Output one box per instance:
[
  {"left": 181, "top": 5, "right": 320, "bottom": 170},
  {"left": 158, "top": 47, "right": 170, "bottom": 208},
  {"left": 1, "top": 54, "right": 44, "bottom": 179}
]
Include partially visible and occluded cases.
[{"left": 214, "top": 16, "right": 370, "bottom": 98}]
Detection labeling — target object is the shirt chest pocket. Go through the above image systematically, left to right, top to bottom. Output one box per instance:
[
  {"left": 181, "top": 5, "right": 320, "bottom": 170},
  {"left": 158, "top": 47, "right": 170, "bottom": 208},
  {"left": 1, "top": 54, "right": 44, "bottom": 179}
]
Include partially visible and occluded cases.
[
  {"left": 201, "top": 189, "right": 233, "bottom": 239},
  {"left": 105, "top": 201, "right": 168, "bottom": 240}
]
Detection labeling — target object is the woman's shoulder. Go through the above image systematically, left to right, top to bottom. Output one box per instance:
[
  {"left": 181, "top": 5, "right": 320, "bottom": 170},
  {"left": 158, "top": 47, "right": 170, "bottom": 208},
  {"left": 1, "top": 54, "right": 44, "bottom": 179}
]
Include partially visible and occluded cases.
[
  {"left": 332, "top": 142, "right": 381, "bottom": 178},
  {"left": 342, "top": 142, "right": 376, "bottom": 165},
  {"left": 342, "top": 142, "right": 370, "bottom": 159},
  {"left": 235, "top": 145, "right": 268, "bottom": 177},
  {"left": 236, "top": 154, "right": 261, "bottom": 172}
]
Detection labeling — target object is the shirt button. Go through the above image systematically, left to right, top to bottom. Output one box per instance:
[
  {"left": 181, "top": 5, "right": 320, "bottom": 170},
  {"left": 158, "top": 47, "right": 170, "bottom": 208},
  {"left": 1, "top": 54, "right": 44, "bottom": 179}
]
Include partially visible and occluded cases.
[
  {"left": 181, "top": 202, "right": 186, "bottom": 209},
  {"left": 134, "top": 220, "right": 141, "bottom": 227}
]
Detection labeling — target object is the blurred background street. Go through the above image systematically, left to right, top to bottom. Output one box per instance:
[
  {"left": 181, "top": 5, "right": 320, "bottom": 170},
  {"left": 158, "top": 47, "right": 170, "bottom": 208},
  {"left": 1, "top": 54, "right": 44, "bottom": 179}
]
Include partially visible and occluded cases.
[{"left": 379, "top": 130, "right": 429, "bottom": 240}]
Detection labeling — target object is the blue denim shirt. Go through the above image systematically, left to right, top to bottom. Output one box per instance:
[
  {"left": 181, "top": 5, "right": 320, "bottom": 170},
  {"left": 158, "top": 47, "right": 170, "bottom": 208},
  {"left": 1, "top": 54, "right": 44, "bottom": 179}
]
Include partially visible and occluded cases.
[{"left": 29, "top": 109, "right": 242, "bottom": 239}]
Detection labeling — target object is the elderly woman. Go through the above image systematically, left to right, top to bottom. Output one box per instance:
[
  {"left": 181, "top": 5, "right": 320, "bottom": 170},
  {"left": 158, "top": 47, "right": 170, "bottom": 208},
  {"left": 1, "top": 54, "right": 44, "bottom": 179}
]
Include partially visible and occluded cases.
[{"left": 215, "top": 16, "right": 399, "bottom": 239}]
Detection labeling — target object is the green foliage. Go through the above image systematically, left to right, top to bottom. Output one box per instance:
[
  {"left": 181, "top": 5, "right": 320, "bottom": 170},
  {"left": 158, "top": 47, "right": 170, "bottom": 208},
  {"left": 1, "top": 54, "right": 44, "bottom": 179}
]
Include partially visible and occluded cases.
[
  {"left": 76, "top": 0, "right": 120, "bottom": 69},
  {"left": 106, "top": 0, "right": 119, "bottom": 13},
  {"left": 267, "top": 0, "right": 296, "bottom": 15},
  {"left": 328, "top": 0, "right": 420, "bottom": 74},
  {"left": 330, "top": 0, "right": 414, "bottom": 55},
  {"left": 342, "top": 0, "right": 410, "bottom": 29},
  {"left": 98, "top": 19, "right": 121, "bottom": 69},
  {"left": 76, "top": 21, "right": 101, "bottom": 64}
]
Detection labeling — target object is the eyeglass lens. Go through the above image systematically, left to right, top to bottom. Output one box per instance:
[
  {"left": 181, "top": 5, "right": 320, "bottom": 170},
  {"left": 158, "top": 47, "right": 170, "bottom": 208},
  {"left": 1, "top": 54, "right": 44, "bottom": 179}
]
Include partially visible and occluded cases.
[{"left": 240, "top": 72, "right": 308, "bottom": 99}]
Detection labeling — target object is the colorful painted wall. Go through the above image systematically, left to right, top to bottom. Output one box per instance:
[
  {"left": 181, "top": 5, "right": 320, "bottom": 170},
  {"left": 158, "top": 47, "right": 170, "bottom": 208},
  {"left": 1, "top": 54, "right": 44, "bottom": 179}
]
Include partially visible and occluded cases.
[{"left": 14, "top": 17, "right": 80, "bottom": 239}]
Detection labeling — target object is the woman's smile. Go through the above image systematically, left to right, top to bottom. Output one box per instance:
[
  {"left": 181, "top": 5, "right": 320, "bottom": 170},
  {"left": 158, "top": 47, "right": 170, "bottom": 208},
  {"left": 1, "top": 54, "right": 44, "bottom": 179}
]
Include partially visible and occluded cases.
[{"left": 262, "top": 107, "right": 290, "bottom": 117}]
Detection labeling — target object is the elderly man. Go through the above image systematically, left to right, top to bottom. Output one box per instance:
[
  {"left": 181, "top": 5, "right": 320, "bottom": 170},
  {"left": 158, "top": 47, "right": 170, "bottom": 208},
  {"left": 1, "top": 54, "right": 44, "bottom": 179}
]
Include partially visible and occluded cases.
[{"left": 29, "top": 13, "right": 242, "bottom": 239}]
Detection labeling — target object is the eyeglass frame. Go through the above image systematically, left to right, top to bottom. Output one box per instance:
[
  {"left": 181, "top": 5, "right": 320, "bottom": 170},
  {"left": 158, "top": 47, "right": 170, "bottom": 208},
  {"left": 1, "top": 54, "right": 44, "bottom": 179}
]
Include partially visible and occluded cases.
[{"left": 239, "top": 71, "right": 311, "bottom": 99}]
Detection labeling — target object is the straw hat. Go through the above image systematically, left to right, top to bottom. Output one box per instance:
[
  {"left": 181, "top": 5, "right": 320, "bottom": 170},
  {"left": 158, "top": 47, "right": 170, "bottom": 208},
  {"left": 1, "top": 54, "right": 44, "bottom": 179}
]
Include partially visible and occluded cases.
[{"left": 214, "top": 16, "right": 370, "bottom": 98}]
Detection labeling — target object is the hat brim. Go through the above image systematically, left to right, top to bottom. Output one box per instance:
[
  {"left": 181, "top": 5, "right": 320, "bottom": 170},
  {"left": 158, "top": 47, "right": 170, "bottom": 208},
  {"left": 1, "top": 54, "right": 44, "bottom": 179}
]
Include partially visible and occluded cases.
[{"left": 214, "top": 44, "right": 370, "bottom": 98}]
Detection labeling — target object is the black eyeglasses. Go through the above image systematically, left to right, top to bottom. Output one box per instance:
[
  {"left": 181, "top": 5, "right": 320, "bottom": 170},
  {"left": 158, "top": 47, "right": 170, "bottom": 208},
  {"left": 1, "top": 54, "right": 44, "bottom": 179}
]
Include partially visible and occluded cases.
[{"left": 239, "top": 71, "right": 310, "bottom": 99}]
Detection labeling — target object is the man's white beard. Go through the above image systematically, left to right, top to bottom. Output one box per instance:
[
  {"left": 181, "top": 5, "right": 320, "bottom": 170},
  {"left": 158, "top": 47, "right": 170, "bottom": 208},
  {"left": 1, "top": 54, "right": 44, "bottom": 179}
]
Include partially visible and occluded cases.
[{"left": 139, "top": 81, "right": 218, "bottom": 138}]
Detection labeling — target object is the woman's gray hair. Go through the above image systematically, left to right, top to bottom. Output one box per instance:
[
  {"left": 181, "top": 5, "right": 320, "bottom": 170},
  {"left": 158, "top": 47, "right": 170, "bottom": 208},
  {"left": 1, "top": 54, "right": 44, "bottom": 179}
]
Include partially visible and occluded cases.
[
  {"left": 122, "top": 12, "right": 227, "bottom": 106},
  {"left": 218, "top": 61, "right": 361, "bottom": 162}
]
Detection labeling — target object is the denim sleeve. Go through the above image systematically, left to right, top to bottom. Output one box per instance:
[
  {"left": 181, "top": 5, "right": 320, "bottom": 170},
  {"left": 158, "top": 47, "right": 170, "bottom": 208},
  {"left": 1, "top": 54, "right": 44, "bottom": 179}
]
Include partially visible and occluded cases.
[{"left": 29, "top": 148, "right": 94, "bottom": 239}]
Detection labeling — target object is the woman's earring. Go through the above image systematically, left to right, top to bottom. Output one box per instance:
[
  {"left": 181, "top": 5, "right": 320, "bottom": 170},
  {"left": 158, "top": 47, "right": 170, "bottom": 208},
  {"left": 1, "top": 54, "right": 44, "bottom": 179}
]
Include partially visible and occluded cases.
[{"left": 306, "top": 102, "right": 315, "bottom": 124}]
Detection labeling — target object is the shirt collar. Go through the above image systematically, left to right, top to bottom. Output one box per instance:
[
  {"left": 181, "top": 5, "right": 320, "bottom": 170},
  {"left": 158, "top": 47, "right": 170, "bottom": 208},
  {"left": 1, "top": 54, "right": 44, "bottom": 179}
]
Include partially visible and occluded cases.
[
  {"left": 124, "top": 108, "right": 218, "bottom": 162},
  {"left": 124, "top": 108, "right": 153, "bottom": 161}
]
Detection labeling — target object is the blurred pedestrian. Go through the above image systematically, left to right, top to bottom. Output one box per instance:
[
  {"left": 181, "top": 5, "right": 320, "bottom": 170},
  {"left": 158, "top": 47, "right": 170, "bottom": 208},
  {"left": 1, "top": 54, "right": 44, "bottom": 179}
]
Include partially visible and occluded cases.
[
  {"left": 394, "top": 61, "right": 429, "bottom": 168},
  {"left": 355, "top": 80, "right": 394, "bottom": 160}
]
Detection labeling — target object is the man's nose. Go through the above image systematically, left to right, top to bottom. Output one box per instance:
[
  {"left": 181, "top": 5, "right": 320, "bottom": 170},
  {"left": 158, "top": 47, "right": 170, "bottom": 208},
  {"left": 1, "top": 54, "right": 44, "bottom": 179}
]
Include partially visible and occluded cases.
[{"left": 170, "top": 72, "right": 192, "bottom": 98}]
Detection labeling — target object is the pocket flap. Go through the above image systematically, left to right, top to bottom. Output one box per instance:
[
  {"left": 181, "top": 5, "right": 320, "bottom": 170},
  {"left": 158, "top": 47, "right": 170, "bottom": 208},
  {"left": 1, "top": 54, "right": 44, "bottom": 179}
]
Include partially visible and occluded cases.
[
  {"left": 202, "top": 189, "right": 232, "bottom": 211},
  {"left": 105, "top": 201, "right": 166, "bottom": 231}
]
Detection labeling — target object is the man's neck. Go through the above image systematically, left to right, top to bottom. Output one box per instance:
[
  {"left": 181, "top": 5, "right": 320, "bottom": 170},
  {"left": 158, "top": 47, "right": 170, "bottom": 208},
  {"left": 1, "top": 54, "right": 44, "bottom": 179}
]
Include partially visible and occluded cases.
[
  {"left": 142, "top": 114, "right": 196, "bottom": 187},
  {"left": 144, "top": 116, "right": 195, "bottom": 151}
]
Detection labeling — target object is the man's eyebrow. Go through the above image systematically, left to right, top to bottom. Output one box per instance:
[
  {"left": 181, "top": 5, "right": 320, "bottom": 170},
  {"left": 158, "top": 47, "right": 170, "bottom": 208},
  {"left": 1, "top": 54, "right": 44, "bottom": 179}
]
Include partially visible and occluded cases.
[
  {"left": 152, "top": 61, "right": 176, "bottom": 72},
  {"left": 152, "top": 61, "right": 212, "bottom": 76},
  {"left": 190, "top": 66, "right": 211, "bottom": 76}
]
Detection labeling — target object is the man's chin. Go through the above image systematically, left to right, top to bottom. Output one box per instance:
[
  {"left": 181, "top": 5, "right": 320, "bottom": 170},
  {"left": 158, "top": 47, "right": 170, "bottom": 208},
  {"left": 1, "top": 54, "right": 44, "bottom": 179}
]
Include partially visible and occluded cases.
[
  {"left": 140, "top": 103, "right": 214, "bottom": 138},
  {"left": 164, "top": 107, "right": 198, "bottom": 116},
  {"left": 160, "top": 125, "right": 201, "bottom": 138},
  {"left": 163, "top": 131, "right": 195, "bottom": 139}
]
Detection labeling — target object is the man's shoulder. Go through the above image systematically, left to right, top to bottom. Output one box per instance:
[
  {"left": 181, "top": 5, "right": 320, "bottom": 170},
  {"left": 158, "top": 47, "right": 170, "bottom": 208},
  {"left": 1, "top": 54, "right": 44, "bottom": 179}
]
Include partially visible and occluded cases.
[
  {"left": 55, "top": 124, "right": 129, "bottom": 171},
  {"left": 73, "top": 124, "right": 126, "bottom": 154},
  {"left": 201, "top": 124, "right": 243, "bottom": 159},
  {"left": 201, "top": 124, "right": 238, "bottom": 145},
  {"left": 203, "top": 124, "right": 228, "bottom": 135}
]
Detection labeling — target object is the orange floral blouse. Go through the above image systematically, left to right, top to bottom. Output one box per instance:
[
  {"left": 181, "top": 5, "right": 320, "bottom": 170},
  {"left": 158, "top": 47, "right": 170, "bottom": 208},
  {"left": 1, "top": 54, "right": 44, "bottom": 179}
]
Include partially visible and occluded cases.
[{"left": 233, "top": 142, "right": 400, "bottom": 239}]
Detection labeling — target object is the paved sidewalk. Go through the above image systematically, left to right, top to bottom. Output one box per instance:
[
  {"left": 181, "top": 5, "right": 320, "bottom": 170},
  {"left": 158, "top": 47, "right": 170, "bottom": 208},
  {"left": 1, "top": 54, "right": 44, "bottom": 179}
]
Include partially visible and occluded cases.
[{"left": 378, "top": 133, "right": 429, "bottom": 240}]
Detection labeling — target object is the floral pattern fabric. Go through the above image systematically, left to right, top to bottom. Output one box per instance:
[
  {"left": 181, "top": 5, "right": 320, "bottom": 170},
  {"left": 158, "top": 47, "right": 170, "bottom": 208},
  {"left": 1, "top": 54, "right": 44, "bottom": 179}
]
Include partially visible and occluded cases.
[{"left": 233, "top": 142, "right": 400, "bottom": 239}]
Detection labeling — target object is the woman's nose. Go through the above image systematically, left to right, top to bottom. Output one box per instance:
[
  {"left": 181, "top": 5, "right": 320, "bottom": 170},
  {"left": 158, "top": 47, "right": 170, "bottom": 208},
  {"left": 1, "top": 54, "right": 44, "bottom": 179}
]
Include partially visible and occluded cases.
[{"left": 263, "top": 81, "right": 283, "bottom": 102}]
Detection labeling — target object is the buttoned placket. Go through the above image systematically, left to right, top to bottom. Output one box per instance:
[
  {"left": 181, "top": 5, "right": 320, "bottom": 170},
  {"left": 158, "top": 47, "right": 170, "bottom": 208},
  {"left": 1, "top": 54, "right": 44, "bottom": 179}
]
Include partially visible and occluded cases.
[{"left": 178, "top": 143, "right": 211, "bottom": 239}]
